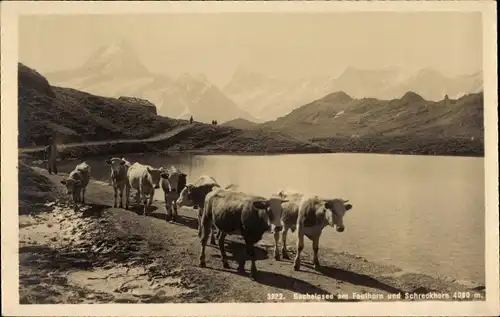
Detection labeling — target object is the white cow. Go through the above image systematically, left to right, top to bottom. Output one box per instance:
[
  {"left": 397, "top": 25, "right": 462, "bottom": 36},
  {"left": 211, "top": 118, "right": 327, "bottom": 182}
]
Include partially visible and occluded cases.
[
  {"left": 105, "top": 157, "right": 132, "bottom": 209},
  {"left": 60, "top": 161, "right": 91, "bottom": 211},
  {"left": 126, "top": 163, "right": 168, "bottom": 215},
  {"left": 293, "top": 196, "right": 353, "bottom": 271}
]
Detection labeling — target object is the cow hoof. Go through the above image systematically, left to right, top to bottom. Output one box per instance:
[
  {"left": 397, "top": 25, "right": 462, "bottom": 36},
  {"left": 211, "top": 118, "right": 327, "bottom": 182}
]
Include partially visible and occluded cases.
[
  {"left": 119, "top": 204, "right": 123, "bottom": 208},
  {"left": 210, "top": 238, "right": 216, "bottom": 245},
  {"left": 282, "top": 253, "right": 290, "bottom": 260},
  {"left": 274, "top": 254, "right": 280, "bottom": 261},
  {"left": 199, "top": 261, "right": 206, "bottom": 268},
  {"left": 222, "top": 262, "right": 230, "bottom": 269},
  {"left": 293, "top": 263, "right": 301, "bottom": 271},
  {"left": 314, "top": 263, "right": 321, "bottom": 271},
  {"left": 237, "top": 266, "right": 246, "bottom": 274}
]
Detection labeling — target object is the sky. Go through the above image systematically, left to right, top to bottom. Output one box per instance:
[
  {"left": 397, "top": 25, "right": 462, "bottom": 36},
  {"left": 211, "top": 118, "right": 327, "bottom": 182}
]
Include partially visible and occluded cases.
[{"left": 19, "top": 12, "right": 482, "bottom": 88}]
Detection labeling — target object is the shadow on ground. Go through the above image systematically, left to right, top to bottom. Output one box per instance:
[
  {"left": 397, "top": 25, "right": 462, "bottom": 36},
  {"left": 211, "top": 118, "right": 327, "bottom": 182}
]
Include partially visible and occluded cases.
[{"left": 302, "top": 263, "right": 404, "bottom": 295}]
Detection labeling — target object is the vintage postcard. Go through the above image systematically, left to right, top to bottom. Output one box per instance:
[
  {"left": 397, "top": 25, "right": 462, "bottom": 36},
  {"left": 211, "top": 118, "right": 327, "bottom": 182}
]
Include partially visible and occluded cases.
[{"left": 1, "top": 0, "right": 498, "bottom": 316}]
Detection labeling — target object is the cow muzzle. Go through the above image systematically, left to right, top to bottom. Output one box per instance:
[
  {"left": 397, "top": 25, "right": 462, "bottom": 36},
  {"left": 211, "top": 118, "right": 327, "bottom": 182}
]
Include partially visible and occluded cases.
[
  {"left": 154, "top": 184, "right": 160, "bottom": 189},
  {"left": 272, "top": 225, "right": 283, "bottom": 233},
  {"left": 336, "top": 226, "right": 345, "bottom": 233}
]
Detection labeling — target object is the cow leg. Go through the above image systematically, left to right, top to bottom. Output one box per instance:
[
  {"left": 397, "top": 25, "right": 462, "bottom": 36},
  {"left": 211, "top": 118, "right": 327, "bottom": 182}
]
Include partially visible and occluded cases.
[
  {"left": 47, "top": 160, "right": 52, "bottom": 175},
  {"left": 53, "top": 162, "right": 58, "bottom": 175},
  {"left": 82, "top": 187, "right": 86, "bottom": 205},
  {"left": 113, "top": 187, "right": 118, "bottom": 208},
  {"left": 118, "top": 187, "right": 124, "bottom": 208},
  {"left": 72, "top": 192, "right": 78, "bottom": 212},
  {"left": 165, "top": 195, "right": 172, "bottom": 221},
  {"left": 172, "top": 202, "right": 178, "bottom": 221},
  {"left": 197, "top": 208, "right": 203, "bottom": 238},
  {"left": 199, "top": 213, "right": 212, "bottom": 268},
  {"left": 210, "top": 224, "right": 217, "bottom": 245},
  {"left": 281, "top": 227, "right": 290, "bottom": 260},
  {"left": 293, "top": 227, "right": 305, "bottom": 271},
  {"left": 273, "top": 230, "right": 281, "bottom": 261},
  {"left": 218, "top": 232, "right": 230, "bottom": 269},
  {"left": 312, "top": 235, "right": 321, "bottom": 270},
  {"left": 244, "top": 241, "right": 258, "bottom": 280}
]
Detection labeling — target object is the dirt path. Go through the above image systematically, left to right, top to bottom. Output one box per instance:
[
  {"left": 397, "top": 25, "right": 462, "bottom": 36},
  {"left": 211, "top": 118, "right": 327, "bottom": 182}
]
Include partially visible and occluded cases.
[
  {"left": 18, "top": 124, "right": 193, "bottom": 154},
  {"left": 19, "top": 166, "right": 486, "bottom": 304}
]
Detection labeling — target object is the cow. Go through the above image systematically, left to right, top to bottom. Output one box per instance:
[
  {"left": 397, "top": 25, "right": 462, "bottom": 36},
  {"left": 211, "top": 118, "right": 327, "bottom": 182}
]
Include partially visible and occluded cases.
[
  {"left": 105, "top": 157, "right": 132, "bottom": 209},
  {"left": 60, "top": 162, "right": 91, "bottom": 211},
  {"left": 126, "top": 162, "right": 168, "bottom": 215},
  {"left": 160, "top": 166, "right": 187, "bottom": 222},
  {"left": 176, "top": 175, "right": 236, "bottom": 244},
  {"left": 198, "top": 187, "right": 288, "bottom": 280},
  {"left": 272, "top": 189, "right": 305, "bottom": 261},
  {"left": 292, "top": 196, "right": 353, "bottom": 271}
]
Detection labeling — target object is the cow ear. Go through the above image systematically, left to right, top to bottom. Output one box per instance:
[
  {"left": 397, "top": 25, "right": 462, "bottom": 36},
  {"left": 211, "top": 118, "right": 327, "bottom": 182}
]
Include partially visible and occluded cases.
[
  {"left": 105, "top": 160, "right": 112, "bottom": 165},
  {"left": 120, "top": 160, "right": 126, "bottom": 166},
  {"left": 146, "top": 167, "right": 152, "bottom": 174},
  {"left": 160, "top": 172, "right": 169, "bottom": 179},
  {"left": 60, "top": 180, "right": 67, "bottom": 185},
  {"left": 253, "top": 200, "right": 270, "bottom": 210},
  {"left": 345, "top": 204, "right": 353, "bottom": 211}
]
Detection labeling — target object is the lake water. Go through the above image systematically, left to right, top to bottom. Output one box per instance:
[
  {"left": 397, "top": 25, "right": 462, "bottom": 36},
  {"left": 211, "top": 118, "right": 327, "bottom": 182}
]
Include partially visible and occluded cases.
[{"left": 56, "top": 153, "right": 485, "bottom": 284}]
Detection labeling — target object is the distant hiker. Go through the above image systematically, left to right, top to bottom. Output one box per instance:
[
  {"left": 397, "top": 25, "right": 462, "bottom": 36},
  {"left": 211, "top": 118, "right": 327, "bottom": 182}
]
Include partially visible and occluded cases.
[
  {"left": 189, "top": 116, "right": 193, "bottom": 124},
  {"left": 211, "top": 120, "right": 215, "bottom": 125},
  {"left": 214, "top": 120, "right": 218, "bottom": 125},
  {"left": 45, "top": 136, "right": 59, "bottom": 175}
]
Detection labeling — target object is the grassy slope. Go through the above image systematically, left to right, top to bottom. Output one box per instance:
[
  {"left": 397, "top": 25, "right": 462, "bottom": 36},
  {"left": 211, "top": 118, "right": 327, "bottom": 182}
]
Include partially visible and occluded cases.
[
  {"left": 18, "top": 63, "right": 326, "bottom": 155},
  {"left": 259, "top": 91, "right": 484, "bottom": 156},
  {"left": 221, "top": 118, "right": 259, "bottom": 130}
]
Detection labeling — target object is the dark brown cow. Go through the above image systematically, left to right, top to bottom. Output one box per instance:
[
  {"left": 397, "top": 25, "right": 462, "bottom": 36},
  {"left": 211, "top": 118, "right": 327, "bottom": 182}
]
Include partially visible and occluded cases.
[
  {"left": 176, "top": 175, "right": 235, "bottom": 244},
  {"left": 198, "top": 187, "right": 288, "bottom": 280}
]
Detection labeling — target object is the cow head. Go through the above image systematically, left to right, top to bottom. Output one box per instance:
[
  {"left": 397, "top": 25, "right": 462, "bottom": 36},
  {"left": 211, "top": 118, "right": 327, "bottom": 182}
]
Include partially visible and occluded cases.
[
  {"left": 105, "top": 157, "right": 129, "bottom": 174},
  {"left": 147, "top": 167, "right": 169, "bottom": 189},
  {"left": 164, "top": 170, "right": 187, "bottom": 194},
  {"left": 60, "top": 178, "right": 81, "bottom": 195},
  {"left": 176, "top": 184, "right": 195, "bottom": 207},
  {"left": 253, "top": 196, "right": 289, "bottom": 233},
  {"left": 323, "top": 199, "right": 353, "bottom": 232}
]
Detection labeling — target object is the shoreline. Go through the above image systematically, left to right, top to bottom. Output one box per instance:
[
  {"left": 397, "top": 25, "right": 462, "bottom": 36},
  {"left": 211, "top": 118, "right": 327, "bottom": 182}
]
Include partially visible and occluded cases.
[
  {"left": 19, "top": 143, "right": 485, "bottom": 161},
  {"left": 18, "top": 163, "right": 486, "bottom": 304}
]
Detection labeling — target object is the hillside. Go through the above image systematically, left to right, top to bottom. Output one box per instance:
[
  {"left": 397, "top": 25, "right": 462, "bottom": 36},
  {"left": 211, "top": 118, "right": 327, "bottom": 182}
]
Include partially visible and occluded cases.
[
  {"left": 44, "top": 42, "right": 255, "bottom": 125},
  {"left": 18, "top": 63, "right": 326, "bottom": 155},
  {"left": 223, "top": 66, "right": 483, "bottom": 121},
  {"left": 258, "top": 91, "right": 484, "bottom": 156},
  {"left": 261, "top": 91, "right": 483, "bottom": 139},
  {"left": 221, "top": 118, "right": 258, "bottom": 130}
]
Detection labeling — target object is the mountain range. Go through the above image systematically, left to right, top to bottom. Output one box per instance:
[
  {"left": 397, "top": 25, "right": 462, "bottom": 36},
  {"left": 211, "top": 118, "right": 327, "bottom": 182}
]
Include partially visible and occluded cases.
[
  {"left": 43, "top": 41, "right": 482, "bottom": 124},
  {"left": 44, "top": 42, "right": 256, "bottom": 124},
  {"left": 223, "top": 66, "right": 483, "bottom": 121},
  {"left": 256, "top": 91, "right": 483, "bottom": 142}
]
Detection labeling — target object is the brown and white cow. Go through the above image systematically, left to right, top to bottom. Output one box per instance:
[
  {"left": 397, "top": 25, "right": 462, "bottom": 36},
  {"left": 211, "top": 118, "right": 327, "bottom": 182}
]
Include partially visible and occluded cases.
[
  {"left": 105, "top": 157, "right": 132, "bottom": 209},
  {"left": 60, "top": 162, "right": 91, "bottom": 211},
  {"left": 126, "top": 162, "right": 168, "bottom": 215},
  {"left": 160, "top": 166, "right": 187, "bottom": 222},
  {"left": 198, "top": 187, "right": 288, "bottom": 280},
  {"left": 271, "top": 189, "right": 305, "bottom": 261},
  {"left": 292, "top": 195, "right": 353, "bottom": 271}
]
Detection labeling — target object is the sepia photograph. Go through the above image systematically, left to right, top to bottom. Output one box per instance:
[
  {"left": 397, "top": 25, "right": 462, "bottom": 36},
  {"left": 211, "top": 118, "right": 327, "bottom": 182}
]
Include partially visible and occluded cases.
[{"left": 1, "top": 1, "right": 498, "bottom": 316}]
